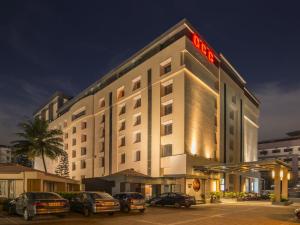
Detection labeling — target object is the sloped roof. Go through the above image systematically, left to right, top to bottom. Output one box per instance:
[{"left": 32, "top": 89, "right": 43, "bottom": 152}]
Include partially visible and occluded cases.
[{"left": 105, "top": 169, "right": 149, "bottom": 178}]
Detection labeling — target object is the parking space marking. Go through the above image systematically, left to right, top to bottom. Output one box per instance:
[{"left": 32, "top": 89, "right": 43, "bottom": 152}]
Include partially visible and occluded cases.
[{"left": 130, "top": 218, "right": 166, "bottom": 225}]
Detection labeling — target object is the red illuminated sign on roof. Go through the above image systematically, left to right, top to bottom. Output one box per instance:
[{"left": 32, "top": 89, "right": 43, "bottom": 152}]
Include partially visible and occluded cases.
[{"left": 192, "top": 33, "right": 215, "bottom": 64}]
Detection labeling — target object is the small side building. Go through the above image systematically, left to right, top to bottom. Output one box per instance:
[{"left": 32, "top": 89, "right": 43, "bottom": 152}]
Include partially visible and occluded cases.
[{"left": 0, "top": 163, "right": 80, "bottom": 199}]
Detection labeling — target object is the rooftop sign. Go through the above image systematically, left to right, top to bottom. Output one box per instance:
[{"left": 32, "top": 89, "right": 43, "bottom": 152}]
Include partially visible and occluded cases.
[{"left": 192, "top": 33, "right": 215, "bottom": 64}]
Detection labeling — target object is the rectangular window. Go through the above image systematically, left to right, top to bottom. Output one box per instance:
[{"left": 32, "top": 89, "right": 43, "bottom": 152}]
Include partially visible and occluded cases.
[
  {"left": 160, "top": 58, "right": 172, "bottom": 75},
  {"left": 132, "top": 77, "right": 141, "bottom": 91},
  {"left": 162, "top": 82, "right": 173, "bottom": 96},
  {"left": 117, "top": 87, "right": 125, "bottom": 100},
  {"left": 99, "top": 98, "right": 105, "bottom": 108},
  {"left": 134, "top": 98, "right": 141, "bottom": 109},
  {"left": 162, "top": 102, "right": 173, "bottom": 116},
  {"left": 119, "top": 104, "right": 126, "bottom": 115},
  {"left": 72, "top": 109, "right": 86, "bottom": 121},
  {"left": 230, "top": 111, "right": 234, "bottom": 120},
  {"left": 100, "top": 114, "right": 105, "bottom": 123},
  {"left": 134, "top": 114, "right": 141, "bottom": 126},
  {"left": 119, "top": 120, "right": 126, "bottom": 131},
  {"left": 81, "top": 122, "right": 87, "bottom": 130},
  {"left": 163, "top": 123, "right": 173, "bottom": 135},
  {"left": 230, "top": 125, "right": 234, "bottom": 135},
  {"left": 72, "top": 127, "right": 76, "bottom": 134},
  {"left": 100, "top": 128, "right": 105, "bottom": 138},
  {"left": 134, "top": 132, "right": 141, "bottom": 143},
  {"left": 64, "top": 133, "right": 68, "bottom": 139},
  {"left": 81, "top": 135, "right": 87, "bottom": 143},
  {"left": 119, "top": 136, "right": 126, "bottom": 147},
  {"left": 72, "top": 139, "right": 76, "bottom": 146},
  {"left": 100, "top": 142, "right": 105, "bottom": 152},
  {"left": 161, "top": 144, "right": 172, "bottom": 157},
  {"left": 81, "top": 147, "right": 87, "bottom": 156},
  {"left": 284, "top": 148, "right": 293, "bottom": 152},
  {"left": 272, "top": 149, "right": 281, "bottom": 153},
  {"left": 72, "top": 150, "right": 76, "bottom": 158},
  {"left": 260, "top": 150, "right": 268, "bottom": 155},
  {"left": 135, "top": 151, "right": 141, "bottom": 161},
  {"left": 121, "top": 153, "right": 125, "bottom": 164},
  {"left": 100, "top": 157, "right": 104, "bottom": 167},
  {"left": 81, "top": 160, "right": 86, "bottom": 169},
  {"left": 72, "top": 162, "right": 76, "bottom": 171}
]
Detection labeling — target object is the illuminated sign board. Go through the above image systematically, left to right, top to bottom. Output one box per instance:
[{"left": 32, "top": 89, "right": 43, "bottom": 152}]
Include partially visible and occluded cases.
[{"left": 192, "top": 33, "right": 215, "bottom": 64}]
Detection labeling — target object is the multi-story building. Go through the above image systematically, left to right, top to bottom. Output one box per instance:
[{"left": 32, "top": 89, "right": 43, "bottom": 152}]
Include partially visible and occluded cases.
[
  {"left": 34, "top": 19, "right": 259, "bottom": 198},
  {"left": 258, "top": 131, "right": 300, "bottom": 189},
  {"left": 0, "top": 145, "right": 13, "bottom": 163}
]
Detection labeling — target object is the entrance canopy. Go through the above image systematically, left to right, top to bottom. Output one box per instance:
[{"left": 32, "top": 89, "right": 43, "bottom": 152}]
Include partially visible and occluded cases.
[{"left": 193, "top": 159, "right": 291, "bottom": 174}]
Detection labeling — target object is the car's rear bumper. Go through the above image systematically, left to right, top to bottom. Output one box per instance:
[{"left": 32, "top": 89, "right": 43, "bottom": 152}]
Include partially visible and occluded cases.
[
  {"left": 130, "top": 204, "right": 146, "bottom": 210},
  {"left": 93, "top": 206, "right": 120, "bottom": 213},
  {"left": 36, "top": 208, "right": 69, "bottom": 215}
]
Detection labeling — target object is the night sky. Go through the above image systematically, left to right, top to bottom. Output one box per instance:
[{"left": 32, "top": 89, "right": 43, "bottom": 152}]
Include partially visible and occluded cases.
[{"left": 1, "top": 0, "right": 300, "bottom": 145}]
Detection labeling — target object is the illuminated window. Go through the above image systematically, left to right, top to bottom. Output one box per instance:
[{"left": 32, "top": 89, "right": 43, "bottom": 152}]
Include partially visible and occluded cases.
[
  {"left": 160, "top": 58, "right": 172, "bottom": 75},
  {"left": 132, "top": 77, "right": 141, "bottom": 91},
  {"left": 161, "top": 80, "right": 173, "bottom": 96},
  {"left": 117, "top": 86, "right": 125, "bottom": 100},
  {"left": 134, "top": 97, "right": 141, "bottom": 109},
  {"left": 99, "top": 98, "right": 105, "bottom": 108},
  {"left": 162, "top": 101, "right": 173, "bottom": 116},
  {"left": 119, "top": 104, "right": 126, "bottom": 115},
  {"left": 133, "top": 114, "right": 141, "bottom": 126},
  {"left": 119, "top": 120, "right": 126, "bottom": 131},
  {"left": 162, "top": 121, "right": 172, "bottom": 136},
  {"left": 81, "top": 122, "right": 87, "bottom": 130},
  {"left": 134, "top": 132, "right": 141, "bottom": 143},
  {"left": 119, "top": 136, "right": 126, "bottom": 147},
  {"left": 161, "top": 144, "right": 172, "bottom": 157},
  {"left": 81, "top": 147, "right": 87, "bottom": 156},
  {"left": 72, "top": 150, "right": 76, "bottom": 158},
  {"left": 135, "top": 151, "right": 141, "bottom": 161},
  {"left": 120, "top": 153, "right": 126, "bottom": 164},
  {"left": 80, "top": 160, "right": 86, "bottom": 169}
]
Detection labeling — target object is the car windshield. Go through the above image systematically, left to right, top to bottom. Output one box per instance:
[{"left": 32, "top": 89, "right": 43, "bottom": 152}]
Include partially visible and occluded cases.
[
  {"left": 90, "top": 192, "right": 114, "bottom": 199},
  {"left": 29, "top": 193, "right": 62, "bottom": 200},
  {"left": 127, "top": 193, "right": 143, "bottom": 199}
]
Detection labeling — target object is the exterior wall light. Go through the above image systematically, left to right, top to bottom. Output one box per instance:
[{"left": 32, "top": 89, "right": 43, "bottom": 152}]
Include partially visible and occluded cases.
[
  {"left": 280, "top": 169, "right": 283, "bottom": 180},
  {"left": 271, "top": 170, "right": 275, "bottom": 179},
  {"left": 287, "top": 172, "right": 291, "bottom": 180}
]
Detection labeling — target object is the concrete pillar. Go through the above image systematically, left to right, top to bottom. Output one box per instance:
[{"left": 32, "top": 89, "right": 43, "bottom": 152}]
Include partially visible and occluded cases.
[
  {"left": 274, "top": 165, "right": 281, "bottom": 202},
  {"left": 282, "top": 167, "right": 288, "bottom": 199},
  {"left": 225, "top": 173, "right": 230, "bottom": 192},
  {"left": 233, "top": 175, "right": 240, "bottom": 192},
  {"left": 241, "top": 177, "right": 246, "bottom": 192}
]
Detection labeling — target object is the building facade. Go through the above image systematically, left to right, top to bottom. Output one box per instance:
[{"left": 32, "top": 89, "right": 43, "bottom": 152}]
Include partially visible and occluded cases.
[
  {"left": 34, "top": 20, "right": 259, "bottom": 198},
  {"left": 258, "top": 131, "right": 300, "bottom": 189},
  {"left": 0, "top": 145, "right": 13, "bottom": 163}
]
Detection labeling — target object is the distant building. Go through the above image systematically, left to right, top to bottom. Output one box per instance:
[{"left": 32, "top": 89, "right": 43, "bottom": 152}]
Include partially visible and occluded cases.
[
  {"left": 258, "top": 131, "right": 300, "bottom": 189},
  {"left": 0, "top": 145, "right": 13, "bottom": 163}
]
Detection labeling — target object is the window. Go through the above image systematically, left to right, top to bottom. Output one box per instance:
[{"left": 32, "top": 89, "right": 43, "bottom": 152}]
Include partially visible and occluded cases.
[
  {"left": 160, "top": 58, "right": 171, "bottom": 75},
  {"left": 132, "top": 77, "right": 141, "bottom": 91},
  {"left": 162, "top": 82, "right": 173, "bottom": 96},
  {"left": 117, "top": 87, "right": 125, "bottom": 100},
  {"left": 232, "top": 96, "right": 237, "bottom": 104},
  {"left": 134, "top": 97, "right": 141, "bottom": 109},
  {"left": 99, "top": 98, "right": 105, "bottom": 108},
  {"left": 162, "top": 102, "right": 173, "bottom": 116},
  {"left": 119, "top": 104, "right": 126, "bottom": 115},
  {"left": 72, "top": 109, "right": 86, "bottom": 121},
  {"left": 230, "top": 111, "right": 234, "bottom": 120},
  {"left": 100, "top": 114, "right": 105, "bottom": 123},
  {"left": 134, "top": 114, "right": 141, "bottom": 126},
  {"left": 214, "top": 115, "right": 218, "bottom": 126},
  {"left": 119, "top": 120, "right": 126, "bottom": 131},
  {"left": 81, "top": 122, "right": 87, "bottom": 129},
  {"left": 163, "top": 122, "right": 172, "bottom": 135},
  {"left": 230, "top": 125, "right": 234, "bottom": 135},
  {"left": 72, "top": 127, "right": 76, "bottom": 134},
  {"left": 100, "top": 128, "right": 105, "bottom": 138},
  {"left": 134, "top": 132, "right": 141, "bottom": 143},
  {"left": 64, "top": 133, "right": 68, "bottom": 139},
  {"left": 81, "top": 135, "right": 87, "bottom": 143},
  {"left": 119, "top": 136, "right": 126, "bottom": 147},
  {"left": 72, "top": 139, "right": 76, "bottom": 146},
  {"left": 229, "top": 139, "right": 234, "bottom": 150},
  {"left": 100, "top": 142, "right": 105, "bottom": 152},
  {"left": 64, "top": 144, "right": 68, "bottom": 150},
  {"left": 161, "top": 144, "right": 172, "bottom": 157},
  {"left": 81, "top": 147, "right": 87, "bottom": 156},
  {"left": 284, "top": 148, "right": 293, "bottom": 153},
  {"left": 272, "top": 149, "right": 281, "bottom": 153},
  {"left": 72, "top": 150, "right": 76, "bottom": 158},
  {"left": 260, "top": 150, "right": 268, "bottom": 155},
  {"left": 135, "top": 151, "right": 141, "bottom": 161},
  {"left": 120, "top": 153, "right": 126, "bottom": 164},
  {"left": 100, "top": 157, "right": 104, "bottom": 167},
  {"left": 81, "top": 160, "right": 86, "bottom": 169},
  {"left": 72, "top": 162, "right": 76, "bottom": 171},
  {"left": 81, "top": 175, "right": 85, "bottom": 181}
]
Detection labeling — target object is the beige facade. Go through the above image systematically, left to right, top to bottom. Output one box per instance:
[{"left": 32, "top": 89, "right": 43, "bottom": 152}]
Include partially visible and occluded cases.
[{"left": 34, "top": 19, "right": 259, "bottom": 196}]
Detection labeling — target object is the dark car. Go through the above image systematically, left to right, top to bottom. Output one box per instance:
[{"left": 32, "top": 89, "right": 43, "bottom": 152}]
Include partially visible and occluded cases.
[
  {"left": 8, "top": 192, "right": 69, "bottom": 221},
  {"left": 70, "top": 192, "right": 120, "bottom": 216},
  {"left": 114, "top": 192, "right": 146, "bottom": 213},
  {"left": 149, "top": 192, "right": 196, "bottom": 208}
]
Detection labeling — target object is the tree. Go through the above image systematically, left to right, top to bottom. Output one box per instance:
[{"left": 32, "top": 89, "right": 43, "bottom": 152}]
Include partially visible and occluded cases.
[
  {"left": 12, "top": 117, "right": 64, "bottom": 173},
  {"left": 55, "top": 151, "right": 70, "bottom": 178}
]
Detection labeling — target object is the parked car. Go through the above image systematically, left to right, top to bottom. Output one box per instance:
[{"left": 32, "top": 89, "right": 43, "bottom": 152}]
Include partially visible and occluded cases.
[
  {"left": 8, "top": 192, "right": 69, "bottom": 221},
  {"left": 69, "top": 192, "right": 120, "bottom": 216},
  {"left": 114, "top": 192, "right": 146, "bottom": 213},
  {"left": 148, "top": 192, "right": 196, "bottom": 208},
  {"left": 295, "top": 208, "right": 300, "bottom": 219}
]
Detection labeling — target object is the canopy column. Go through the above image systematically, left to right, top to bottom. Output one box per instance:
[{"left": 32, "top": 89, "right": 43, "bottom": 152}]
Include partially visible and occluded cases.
[
  {"left": 274, "top": 164, "right": 281, "bottom": 202},
  {"left": 282, "top": 167, "right": 288, "bottom": 199}
]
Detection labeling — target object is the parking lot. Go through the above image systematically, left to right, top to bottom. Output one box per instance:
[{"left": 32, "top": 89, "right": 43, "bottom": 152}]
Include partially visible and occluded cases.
[{"left": 0, "top": 202, "right": 299, "bottom": 225}]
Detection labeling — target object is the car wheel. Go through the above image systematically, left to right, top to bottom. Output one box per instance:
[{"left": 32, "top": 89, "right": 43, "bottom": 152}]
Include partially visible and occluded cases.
[
  {"left": 174, "top": 203, "right": 181, "bottom": 208},
  {"left": 185, "top": 203, "right": 191, "bottom": 208},
  {"left": 123, "top": 205, "right": 130, "bottom": 213},
  {"left": 8, "top": 206, "right": 14, "bottom": 215},
  {"left": 83, "top": 207, "right": 90, "bottom": 217},
  {"left": 23, "top": 208, "right": 33, "bottom": 221},
  {"left": 139, "top": 209, "right": 145, "bottom": 213},
  {"left": 297, "top": 212, "right": 300, "bottom": 219}
]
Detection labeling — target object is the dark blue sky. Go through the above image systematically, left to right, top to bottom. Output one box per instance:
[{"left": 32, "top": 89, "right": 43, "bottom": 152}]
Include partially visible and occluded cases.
[{"left": 1, "top": 0, "right": 300, "bottom": 144}]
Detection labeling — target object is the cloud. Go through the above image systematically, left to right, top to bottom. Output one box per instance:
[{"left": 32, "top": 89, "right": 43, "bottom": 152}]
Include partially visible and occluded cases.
[{"left": 255, "top": 82, "right": 300, "bottom": 141}]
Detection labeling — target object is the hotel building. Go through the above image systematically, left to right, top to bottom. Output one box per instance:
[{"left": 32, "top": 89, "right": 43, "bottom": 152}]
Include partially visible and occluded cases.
[{"left": 34, "top": 19, "right": 260, "bottom": 199}]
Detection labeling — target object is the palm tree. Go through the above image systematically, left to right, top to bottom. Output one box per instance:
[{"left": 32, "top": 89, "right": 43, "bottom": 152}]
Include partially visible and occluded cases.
[{"left": 12, "top": 117, "right": 64, "bottom": 173}]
